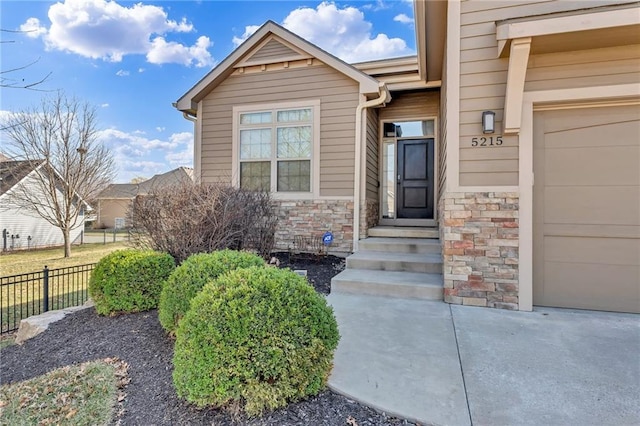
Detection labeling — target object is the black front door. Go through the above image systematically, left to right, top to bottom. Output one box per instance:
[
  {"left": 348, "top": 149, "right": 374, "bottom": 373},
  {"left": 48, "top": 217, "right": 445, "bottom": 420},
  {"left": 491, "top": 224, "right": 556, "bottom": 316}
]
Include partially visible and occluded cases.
[{"left": 397, "top": 139, "right": 434, "bottom": 219}]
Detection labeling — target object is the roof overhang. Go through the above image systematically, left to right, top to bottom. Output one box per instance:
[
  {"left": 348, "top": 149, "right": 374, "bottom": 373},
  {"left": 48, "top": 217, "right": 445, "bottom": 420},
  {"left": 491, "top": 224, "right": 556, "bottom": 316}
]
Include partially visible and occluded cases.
[
  {"left": 414, "top": 0, "right": 447, "bottom": 83},
  {"left": 499, "top": 2, "right": 640, "bottom": 134},
  {"left": 497, "top": 3, "right": 640, "bottom": 58},
  {"left": 175, "top": 21, "right": 382, "bottom": 115},
  {"left": 352, "top": 55, "right": 441, "bottom": 91}
]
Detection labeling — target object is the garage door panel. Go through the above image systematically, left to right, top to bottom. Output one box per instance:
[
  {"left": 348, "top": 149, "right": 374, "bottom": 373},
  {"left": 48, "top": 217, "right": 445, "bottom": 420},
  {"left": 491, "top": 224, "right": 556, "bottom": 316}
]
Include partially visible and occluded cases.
[
  {"left": 533, "top": 104, "right": 640, "bottom": 314},
  {"left": 543, "top": 106, "right": 640, "bottom": 133},
  {"left": 544, "top": 119, "right": 640, "bottom": 149},
  {"left": 544, "top": 146, "right": 639, "bottom": 186},
  {"left": 544, "top": 186, "right": 640, "bottom": 226},
  {"left": 543, "top": 236, "right": 640, "bottom": 266},
  {"left": 540, "top": 262, "right": 640, "bottom": 313}
]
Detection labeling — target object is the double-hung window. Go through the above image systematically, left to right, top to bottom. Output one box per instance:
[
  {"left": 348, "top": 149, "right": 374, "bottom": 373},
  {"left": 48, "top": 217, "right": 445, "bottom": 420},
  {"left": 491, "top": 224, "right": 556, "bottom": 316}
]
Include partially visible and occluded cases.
[{"left": 236, "top": 101, "right": 317, "bottom": 193}]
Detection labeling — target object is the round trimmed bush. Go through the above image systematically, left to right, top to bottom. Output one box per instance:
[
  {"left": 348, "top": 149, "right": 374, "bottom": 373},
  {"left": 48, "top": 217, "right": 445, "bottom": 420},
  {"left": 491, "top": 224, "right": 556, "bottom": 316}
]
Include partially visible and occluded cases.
[
  {"left": 89, "top": 249, "right": 175, "bottom": 316},
  {"left": 158, "top": 250, "right": 265, "bottom": 334},
  {"left": 172, "top": 266, "right": 339, "bottom": 416}
]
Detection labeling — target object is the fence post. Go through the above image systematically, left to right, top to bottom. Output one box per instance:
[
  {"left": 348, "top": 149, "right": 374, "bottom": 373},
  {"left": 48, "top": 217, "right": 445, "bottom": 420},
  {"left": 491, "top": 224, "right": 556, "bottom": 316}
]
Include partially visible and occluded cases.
[
  {"left": 113, "top": 228, "right": 116, "bottom": 243},
  {"left": 103, "top": 230, "right": 106, "bottom": 245},
  {"left": 43, "top": 266, "right": 49, "bottom": 312}
]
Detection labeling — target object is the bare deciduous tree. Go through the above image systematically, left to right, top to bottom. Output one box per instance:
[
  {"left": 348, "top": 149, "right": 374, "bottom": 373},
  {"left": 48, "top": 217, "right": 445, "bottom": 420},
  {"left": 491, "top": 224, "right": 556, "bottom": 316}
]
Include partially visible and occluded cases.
[
  {"left": 1, "top": 29, "right": 52, "bottom": 91},
  {"left": 2, "top": 92, "right": 116, "bottom": 257},
  {"left": 130, "top": 181, "right": 277, "bottom": 263}
]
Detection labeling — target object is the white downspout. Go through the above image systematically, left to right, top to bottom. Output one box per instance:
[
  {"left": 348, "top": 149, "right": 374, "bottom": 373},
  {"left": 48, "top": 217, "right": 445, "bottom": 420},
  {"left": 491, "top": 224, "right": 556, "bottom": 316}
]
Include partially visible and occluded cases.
[{"left": 353, "top": 83, "right": 391, "bottom": 252}]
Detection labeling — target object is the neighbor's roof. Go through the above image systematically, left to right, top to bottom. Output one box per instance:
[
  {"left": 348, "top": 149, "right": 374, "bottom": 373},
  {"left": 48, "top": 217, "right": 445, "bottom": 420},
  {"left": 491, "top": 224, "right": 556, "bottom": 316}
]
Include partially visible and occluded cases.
[
  {"left": 175, "top": 21, "right": 382, "bottom": 114},
  {"left": 0, "top": 159, "right": 44, "bottom": 196},
  {"left": 97, "top": 167, "right": 194, "bottom": 199}
]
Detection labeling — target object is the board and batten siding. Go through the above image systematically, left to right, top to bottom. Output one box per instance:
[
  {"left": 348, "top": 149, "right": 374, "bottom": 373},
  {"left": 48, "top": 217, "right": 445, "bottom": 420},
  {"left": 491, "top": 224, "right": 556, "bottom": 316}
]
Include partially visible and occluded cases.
[
  {"left": 458, "top": 0, "right": 640, "bottom": 187},
  {"left": 438, "top": 48, "right": 448, "bottom": 200},
  {"left": 200, "top": 62, "right": 359, "bottom": 197},
  {"left": 365, "top": 108, "right": 379, "bottom": 201}
]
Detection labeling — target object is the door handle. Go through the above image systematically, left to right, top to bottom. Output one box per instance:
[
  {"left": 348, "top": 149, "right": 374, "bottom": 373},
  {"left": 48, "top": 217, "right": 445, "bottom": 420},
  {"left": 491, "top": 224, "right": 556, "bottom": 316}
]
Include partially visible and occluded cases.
[{"left": 397, "top": 174, "right": 401, "bottom": 184}]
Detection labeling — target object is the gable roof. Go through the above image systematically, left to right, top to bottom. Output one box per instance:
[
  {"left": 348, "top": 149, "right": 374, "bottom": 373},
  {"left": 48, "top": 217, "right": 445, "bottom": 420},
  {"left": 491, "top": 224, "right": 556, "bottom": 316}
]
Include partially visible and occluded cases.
[
  {"left": 175, "top": 21, "right": 382, "bottom": 114},
  {"left": 0, "top": 159, "right": 44, "bottom": 197},
  {"left": 97, "top": 167, "right": 194, "bottom": 199}
]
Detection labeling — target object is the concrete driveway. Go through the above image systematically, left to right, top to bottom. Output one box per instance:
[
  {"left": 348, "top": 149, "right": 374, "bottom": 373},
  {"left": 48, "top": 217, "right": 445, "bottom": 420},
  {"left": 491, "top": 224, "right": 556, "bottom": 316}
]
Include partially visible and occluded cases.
[{"left": 328, "top": 294, "right": 640, "bottom": 426}]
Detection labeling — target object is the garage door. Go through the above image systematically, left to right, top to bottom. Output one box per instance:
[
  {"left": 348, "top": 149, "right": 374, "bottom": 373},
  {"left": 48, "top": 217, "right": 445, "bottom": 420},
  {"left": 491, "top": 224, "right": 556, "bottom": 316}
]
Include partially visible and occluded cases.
[{"left": 533, "top": 104, "right": 640, "bottom": 313}]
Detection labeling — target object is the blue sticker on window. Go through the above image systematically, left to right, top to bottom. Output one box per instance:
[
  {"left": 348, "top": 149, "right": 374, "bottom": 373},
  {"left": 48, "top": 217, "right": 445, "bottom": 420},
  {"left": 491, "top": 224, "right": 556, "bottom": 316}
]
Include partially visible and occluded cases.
[{"left": 322, "top": 231, "right": 333, "bottom": 246}]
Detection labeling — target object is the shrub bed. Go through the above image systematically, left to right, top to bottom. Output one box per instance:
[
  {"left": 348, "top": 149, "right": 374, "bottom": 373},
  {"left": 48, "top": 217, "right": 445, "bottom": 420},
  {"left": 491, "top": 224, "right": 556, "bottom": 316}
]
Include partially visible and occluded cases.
[
  {"left": 89, "top": 249, "right": 175, "bottom": 315},
  {"left": 158, "top": 250, "right": 265, "bottom": 334},
  {"left": 172, "top": 266, "right": 339, "bottom": 416}
]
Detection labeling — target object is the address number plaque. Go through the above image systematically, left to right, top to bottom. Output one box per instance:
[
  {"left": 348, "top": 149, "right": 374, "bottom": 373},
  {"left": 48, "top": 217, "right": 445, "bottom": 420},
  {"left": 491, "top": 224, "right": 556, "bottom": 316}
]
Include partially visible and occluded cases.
[{"left": 471, "top": 136, "right": 503, "bottom": 147}]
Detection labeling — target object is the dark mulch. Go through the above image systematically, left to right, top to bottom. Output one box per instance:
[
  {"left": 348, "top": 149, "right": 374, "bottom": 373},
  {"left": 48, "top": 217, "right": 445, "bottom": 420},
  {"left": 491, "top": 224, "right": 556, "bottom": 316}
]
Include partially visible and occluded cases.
[
  {"left": 273, "top": 252, "right": 346, "bottom": 295},
  {"left": 0, "top": 256, "right": 415, "bottom": 426}
]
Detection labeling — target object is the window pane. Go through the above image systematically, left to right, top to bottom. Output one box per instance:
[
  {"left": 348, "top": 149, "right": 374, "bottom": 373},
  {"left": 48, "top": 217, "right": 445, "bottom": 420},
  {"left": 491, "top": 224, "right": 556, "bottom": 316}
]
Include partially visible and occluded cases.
[
  {"left": 277, "top": 108, "right": 311, "bottom": 123},
  {"left": 240, "top": 112, "right": 272, "bottom": 124},
  {"left": 389, "top": 120, "right": 435, "bottom": 137},
  {"left": 277, "top": 126, "right": 311, "bottom": 158},
  {"left": 240, "top": 129, "right": 271, "bottom": 159},
  {"left": 277, "top": 160, "right": 310, "bottom": 192},
  {"left": 240, "top": 161, "right": 270, "bottom": 191}
]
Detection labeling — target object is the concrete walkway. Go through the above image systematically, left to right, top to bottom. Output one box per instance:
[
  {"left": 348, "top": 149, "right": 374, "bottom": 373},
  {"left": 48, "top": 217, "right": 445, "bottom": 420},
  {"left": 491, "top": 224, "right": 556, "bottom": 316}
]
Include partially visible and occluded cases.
[{"left": 327, "top": 293, "right": 640, "bottom": 426}]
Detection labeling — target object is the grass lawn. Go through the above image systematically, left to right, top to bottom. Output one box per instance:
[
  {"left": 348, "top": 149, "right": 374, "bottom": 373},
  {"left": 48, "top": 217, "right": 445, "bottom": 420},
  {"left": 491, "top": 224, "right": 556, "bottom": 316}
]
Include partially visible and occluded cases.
[
  {"left": 0, "top": 242, "right": 129, "bottom": 277},
  {"left": 0, "top": 243, "right": 130, "bottom": 333},
  {"left": 0, "top": 359, "right": 126, "bottom": 426}
]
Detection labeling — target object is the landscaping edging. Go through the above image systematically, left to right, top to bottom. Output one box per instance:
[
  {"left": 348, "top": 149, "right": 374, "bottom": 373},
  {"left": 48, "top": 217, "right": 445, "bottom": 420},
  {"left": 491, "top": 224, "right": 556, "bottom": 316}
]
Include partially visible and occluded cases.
[{"left": 14, "top": 300, "right": 94, "bottom": 344}]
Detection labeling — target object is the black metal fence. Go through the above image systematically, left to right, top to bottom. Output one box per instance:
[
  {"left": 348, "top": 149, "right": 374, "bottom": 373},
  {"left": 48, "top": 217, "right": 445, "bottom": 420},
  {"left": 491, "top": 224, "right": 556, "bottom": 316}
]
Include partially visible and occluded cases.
[{"left": 0, "top": 263, "right": 95, "bottom": 334}]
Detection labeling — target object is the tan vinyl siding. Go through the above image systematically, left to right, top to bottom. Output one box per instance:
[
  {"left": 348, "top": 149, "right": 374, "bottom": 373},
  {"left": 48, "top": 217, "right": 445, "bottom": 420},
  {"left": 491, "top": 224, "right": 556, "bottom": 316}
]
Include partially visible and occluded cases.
[
  {"left": 458, "top": 0, "right": 640, "bottom": 187},
  {"left": 248, "top": 39, "right": 299, "bottom": 62},
  {"left": 200, "top": 63, "right": 359, "bottom": 196},
  {"left": 379, "top": 90, "right": 440, "bottom": 122},
  {"left": 365, "top": 108, "right": 379, "bottom": 201},
  {"left": 99, "top": 199, "right": 131, "bottom": 228}
]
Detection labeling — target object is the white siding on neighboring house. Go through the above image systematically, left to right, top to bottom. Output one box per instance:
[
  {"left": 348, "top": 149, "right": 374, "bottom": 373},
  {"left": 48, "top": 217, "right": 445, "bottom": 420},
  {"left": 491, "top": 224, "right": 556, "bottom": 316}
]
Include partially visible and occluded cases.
[{"left": 0, "top": 173, "right": 84, "bottom": 251}]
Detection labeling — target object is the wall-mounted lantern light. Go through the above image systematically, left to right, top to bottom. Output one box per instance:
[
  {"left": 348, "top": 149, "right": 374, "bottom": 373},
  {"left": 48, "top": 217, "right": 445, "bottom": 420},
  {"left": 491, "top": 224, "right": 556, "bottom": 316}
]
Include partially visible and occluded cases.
[{"left": 482, "top": 111, "right": 496, "bottom": 134}]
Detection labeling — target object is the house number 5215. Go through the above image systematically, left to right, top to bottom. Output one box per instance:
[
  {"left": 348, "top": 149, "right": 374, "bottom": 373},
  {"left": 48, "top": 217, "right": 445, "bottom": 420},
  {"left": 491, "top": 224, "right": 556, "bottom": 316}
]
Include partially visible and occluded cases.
[{"left": 471, "top": 136, "right": 503, "bottom": 147}]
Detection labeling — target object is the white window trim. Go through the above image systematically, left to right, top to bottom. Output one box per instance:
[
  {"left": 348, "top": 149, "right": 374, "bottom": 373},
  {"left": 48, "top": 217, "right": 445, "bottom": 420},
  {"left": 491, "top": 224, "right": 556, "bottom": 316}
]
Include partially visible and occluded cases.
[{"left": 232, "top": 100, "right": 321, "bottom": 199}]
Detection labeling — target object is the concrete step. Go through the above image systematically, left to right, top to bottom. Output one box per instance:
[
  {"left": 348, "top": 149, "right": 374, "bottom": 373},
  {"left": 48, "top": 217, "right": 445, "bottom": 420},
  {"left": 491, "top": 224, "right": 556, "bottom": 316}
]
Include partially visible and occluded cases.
[
  {"left": 368, "top": 226, "right": 439, "bottom": 239},
  {"left": 359, "top": 237, "right": 441, "bottom": 254},
  {"left": 346, "top": 251, "right": 443, "bottom": 274},
  {"left": 331, "top": 269, "right": 443, "bottom": 300}
]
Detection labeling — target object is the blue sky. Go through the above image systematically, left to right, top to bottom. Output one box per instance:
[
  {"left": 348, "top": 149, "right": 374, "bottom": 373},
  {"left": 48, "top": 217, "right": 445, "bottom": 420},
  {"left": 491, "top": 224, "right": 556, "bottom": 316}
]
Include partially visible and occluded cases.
[{"left": 1, "top": 0, "right": 417, "bottom": 182}]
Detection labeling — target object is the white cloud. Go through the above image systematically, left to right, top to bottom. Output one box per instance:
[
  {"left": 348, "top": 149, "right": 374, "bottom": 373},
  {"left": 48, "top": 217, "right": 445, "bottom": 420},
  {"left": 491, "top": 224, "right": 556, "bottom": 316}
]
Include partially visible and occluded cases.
[
  {"left": 20, "top": 0, "right": 212, "bottom": 67},
  {"left": 244, "top": 2, "right": 411, "bottom": 63},
  {"left": 394, "top": 13, "right": 414, "bottom": 25},
  {"left": 19, "top": 17, "right": 47, "bottom": 38},
  {"left": 232, "top": 25, "right": 261, "bottom": 48},
  {"left": 147, "top": 35, "right": 213, "bottom": 67},
  {"left": 138, "top": 68, "right": 145, "bottom": 73},
  {"left": 115, "top": 69, "right": 129, "bottom": 77},
  {"left": 100, "top": 103, "right": 109, "bottom": 108},
  {"left": 156, "top": 126, "right": 165, "bottom": 132},
  {"left": 97, "top": 128, "right": 193, "bottom": 182}
]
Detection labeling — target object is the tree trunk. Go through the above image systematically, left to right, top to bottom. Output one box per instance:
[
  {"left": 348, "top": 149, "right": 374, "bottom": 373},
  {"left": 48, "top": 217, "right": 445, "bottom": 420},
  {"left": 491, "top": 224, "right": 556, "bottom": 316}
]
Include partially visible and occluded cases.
[{"left": 63, "top": 228, "right": 71, "bottom": 258}]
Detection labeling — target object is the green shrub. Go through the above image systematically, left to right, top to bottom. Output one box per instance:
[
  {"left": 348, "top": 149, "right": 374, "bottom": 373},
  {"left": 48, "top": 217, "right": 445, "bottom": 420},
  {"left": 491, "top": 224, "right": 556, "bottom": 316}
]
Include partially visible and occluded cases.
[
  {"left": 89, "top": 249, "right": 175, "bottom": 315},
  {"left": 158, "top": 250, "right": 265, "bottom": 334},
  {"left": 172, "top": 267, "right": 339, "bottom": 416}
]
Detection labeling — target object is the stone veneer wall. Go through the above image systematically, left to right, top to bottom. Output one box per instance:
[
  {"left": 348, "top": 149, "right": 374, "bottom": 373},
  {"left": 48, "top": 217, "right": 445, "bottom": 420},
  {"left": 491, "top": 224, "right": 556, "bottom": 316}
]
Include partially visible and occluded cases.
[
  {"left": 439, "top": 192, "right": 519, "bottom": 310},
  {"left": 273, "top": 199, "right": 354, "bottom": 254},
  {"left": 359, "top": 199, "right": 379, "bottom": 238}
]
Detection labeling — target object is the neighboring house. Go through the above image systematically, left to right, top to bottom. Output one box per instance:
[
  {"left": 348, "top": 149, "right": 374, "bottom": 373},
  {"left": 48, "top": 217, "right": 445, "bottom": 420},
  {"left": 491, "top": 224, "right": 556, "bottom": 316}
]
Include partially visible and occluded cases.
[
  {"left": 175, "top": 1, "right": 639, "bottom": 314},
  {"left": 0, "top": 159, "right": 88, "bottom": 251},
  {"left": 96, "top": 167, "right": 193, "bottom": 229}
]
